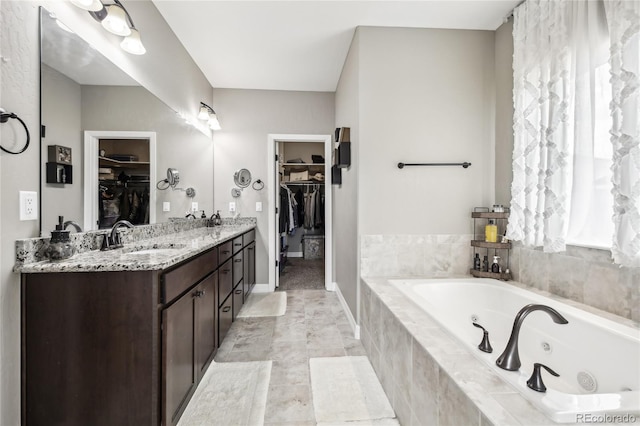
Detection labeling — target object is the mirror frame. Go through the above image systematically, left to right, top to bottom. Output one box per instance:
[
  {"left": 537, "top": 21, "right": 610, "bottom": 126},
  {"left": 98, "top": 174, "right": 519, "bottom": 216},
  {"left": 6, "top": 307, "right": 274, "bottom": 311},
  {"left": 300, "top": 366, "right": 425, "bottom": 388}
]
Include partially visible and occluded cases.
[{"left": 234, "top": 168, "right": 252, "bottom": 188}]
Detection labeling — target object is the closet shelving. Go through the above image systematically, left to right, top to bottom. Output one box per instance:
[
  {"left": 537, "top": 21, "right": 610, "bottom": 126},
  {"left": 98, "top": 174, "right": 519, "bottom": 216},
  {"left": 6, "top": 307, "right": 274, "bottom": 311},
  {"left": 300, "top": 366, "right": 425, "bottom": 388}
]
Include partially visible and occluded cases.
[{"left": 470, "top": 210, "right": 511, "bottom": 280}]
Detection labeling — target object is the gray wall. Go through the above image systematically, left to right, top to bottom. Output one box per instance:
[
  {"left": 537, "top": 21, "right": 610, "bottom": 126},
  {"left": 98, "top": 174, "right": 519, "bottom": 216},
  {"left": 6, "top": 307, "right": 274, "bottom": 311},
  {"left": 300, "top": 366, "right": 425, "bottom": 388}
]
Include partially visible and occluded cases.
[
  {"left": 0, "top": 1, "right": 213, "bottom": 423},
  {"left": 494, "top": 20, "right": 514, "bottom": 205},
  {"left": 335, "top": 26, "right": 496, "bottom": 320},
  {"left": 358, "top": 27, "right": 495, "bottom": 235},
  {"left": 334, "top": 30, "right": 361, "bottom": 319},
  {"left": 41, "top": 65, "right": 83, "bottom": 232},
  {"left": 81, "top": 86, "right": 214, "bottom": 223},
  {"left": 212, "top": 88, "right": 335, "bottom": 285}
]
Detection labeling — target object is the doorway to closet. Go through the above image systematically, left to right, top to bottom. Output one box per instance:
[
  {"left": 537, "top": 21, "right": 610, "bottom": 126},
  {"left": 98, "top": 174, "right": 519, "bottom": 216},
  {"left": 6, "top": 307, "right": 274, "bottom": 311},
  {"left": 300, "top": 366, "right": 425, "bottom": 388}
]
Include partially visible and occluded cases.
[{"left": 267, "top": 134, "right": 333, "bottom": 292}]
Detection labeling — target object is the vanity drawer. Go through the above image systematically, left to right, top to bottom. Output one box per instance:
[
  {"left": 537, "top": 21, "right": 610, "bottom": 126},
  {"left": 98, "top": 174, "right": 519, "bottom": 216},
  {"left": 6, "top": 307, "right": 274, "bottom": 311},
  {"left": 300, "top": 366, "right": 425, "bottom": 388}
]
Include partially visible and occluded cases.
[
  {"left": 242, "top": 229, "right": 255, "bottom": 246},
  {"left": 232, "top": 236, "right": 243, "bottom": 254},
  {"left": 218, "top": 241, "right": 233, "bottom": 264},
  {"left": 162, "top": 248, "right": 217, "bottom": 304},
  {"left": 232, "top": 252, "right": 243, "bottom": 287},
  {"left": 218, "top": 258, "right": 233, "bottom": 306}
]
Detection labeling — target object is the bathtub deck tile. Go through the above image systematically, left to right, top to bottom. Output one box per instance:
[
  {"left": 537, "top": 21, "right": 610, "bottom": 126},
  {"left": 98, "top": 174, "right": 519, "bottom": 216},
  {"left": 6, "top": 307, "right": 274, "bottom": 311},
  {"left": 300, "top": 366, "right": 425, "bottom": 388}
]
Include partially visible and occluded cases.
[
  {"left": 438, "top": 369, "right": 481, "bottom": 426},
  {"left": 490, "top": 393, "right": 557, "bottom": 426}
]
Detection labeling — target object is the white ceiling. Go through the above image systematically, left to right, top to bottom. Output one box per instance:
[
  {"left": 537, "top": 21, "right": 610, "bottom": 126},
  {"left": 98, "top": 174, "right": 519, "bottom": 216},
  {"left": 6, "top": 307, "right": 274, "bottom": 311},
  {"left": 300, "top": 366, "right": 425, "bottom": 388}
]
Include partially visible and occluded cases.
[{"left": 153, "top": 0, "right": 519, "bottom": 92}]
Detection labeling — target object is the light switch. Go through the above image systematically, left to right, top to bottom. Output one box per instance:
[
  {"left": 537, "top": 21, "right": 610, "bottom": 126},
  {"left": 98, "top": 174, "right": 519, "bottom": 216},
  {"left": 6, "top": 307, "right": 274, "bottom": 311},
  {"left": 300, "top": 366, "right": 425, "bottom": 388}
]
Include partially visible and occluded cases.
[
  {"left": 163, "top": 202, "right": 170, "bottom": 212},
  {"left": 191, "top": 202, "right": 198, "bottom": 212},
  {"left": 229, "top": 202, "right": 236, "bottom": 213},
  {"left": 256, "top": 202, "right": 263, "bottom": 212}
]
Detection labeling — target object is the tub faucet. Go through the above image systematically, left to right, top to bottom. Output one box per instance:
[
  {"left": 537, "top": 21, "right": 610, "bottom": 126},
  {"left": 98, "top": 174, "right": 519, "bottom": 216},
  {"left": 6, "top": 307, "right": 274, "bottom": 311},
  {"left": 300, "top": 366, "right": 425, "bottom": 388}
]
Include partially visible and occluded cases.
[
  {"left": 101, "top": 220, "right": 134, "bottom": 250},
  {"left": 496, "top": 304, "right": 568, "bottom": 371}
]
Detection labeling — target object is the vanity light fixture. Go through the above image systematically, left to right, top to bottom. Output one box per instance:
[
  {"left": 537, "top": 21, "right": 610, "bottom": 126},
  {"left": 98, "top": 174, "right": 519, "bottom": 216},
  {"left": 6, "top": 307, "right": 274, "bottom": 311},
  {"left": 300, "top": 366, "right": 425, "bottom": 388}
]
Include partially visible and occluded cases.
[
  {"left": 70, "top": 0, "right": 103, "bottom": 12},
  {"left": 71, "top": 0, "right": 146, "bottom": 55},
  {"left": 198, "top": 102, "right": 221, "bottom": 131}
]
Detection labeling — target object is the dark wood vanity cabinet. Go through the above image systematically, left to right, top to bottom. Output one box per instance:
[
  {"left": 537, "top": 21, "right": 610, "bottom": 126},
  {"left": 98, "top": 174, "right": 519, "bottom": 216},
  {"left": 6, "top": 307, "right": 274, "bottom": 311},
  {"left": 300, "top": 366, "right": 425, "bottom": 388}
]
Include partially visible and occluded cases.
[
  {"left": 21, "top": 228, "right": 256, "bottom": 426},
  {"left": 162, "top": 270, "right": 217, "bottom": 426}
]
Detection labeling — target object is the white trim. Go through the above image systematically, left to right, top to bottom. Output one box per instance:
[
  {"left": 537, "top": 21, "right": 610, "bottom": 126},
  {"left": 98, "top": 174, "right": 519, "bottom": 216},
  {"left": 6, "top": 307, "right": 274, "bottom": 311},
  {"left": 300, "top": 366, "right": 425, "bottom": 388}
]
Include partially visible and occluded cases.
[
  {"left": 83, "top": 130, "right": 156, "bottom": 231},
  {"left": 267, "top": 134, "right": 333, "bottom": 293},
  {"left": 287, "top": 251, "right": 303, "bottom": 258},
  {"left": 335, "top": 282, "right": 360, "bottom": 339},
  {"left": 251, "top": 283, "right": 271, "bottom": 293}
]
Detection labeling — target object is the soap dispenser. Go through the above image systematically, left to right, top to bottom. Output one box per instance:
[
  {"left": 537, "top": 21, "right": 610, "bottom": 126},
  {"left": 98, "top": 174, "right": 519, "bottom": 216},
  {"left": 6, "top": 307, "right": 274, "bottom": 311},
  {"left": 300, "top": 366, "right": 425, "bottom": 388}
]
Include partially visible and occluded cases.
[
  {"left": 214, "top": 210, "right": 222, "bottom": 226},
  {"left": 44, "top": 216, "right": 76, "bottom": 261},
  {"left": 491, "top": 255, "right": 501, "bottom": 273}
]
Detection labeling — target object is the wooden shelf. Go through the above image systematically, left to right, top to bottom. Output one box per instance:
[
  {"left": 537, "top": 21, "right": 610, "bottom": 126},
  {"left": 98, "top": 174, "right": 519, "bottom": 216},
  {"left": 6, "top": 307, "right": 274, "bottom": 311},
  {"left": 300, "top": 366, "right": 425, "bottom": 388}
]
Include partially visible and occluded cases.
[
  {"left": 99, "top": 156, "right": 150, "bottom": 167},
  {"left": 471, "top": 212, "right": 509, "bottom": 219},
  {"left": 471, "top": 240, "right": 512, "bottom": 249},
  {"left": 470, "top": 269, "right": 511, "bottom": 280}
]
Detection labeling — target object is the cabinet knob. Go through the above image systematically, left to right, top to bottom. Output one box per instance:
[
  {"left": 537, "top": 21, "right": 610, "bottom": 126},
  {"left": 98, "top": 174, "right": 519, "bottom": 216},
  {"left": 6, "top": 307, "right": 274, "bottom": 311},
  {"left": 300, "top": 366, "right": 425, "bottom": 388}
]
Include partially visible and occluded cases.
[{"left": 234, "top": 259, "right": 242, "bottom": 263}]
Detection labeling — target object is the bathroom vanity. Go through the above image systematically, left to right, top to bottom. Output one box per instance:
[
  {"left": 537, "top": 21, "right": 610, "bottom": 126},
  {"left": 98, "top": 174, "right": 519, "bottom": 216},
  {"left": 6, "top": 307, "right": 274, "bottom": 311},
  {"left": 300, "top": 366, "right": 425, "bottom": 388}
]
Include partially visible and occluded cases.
[{"left": 18, "top": 224, "right": 256, "bottom": 426}]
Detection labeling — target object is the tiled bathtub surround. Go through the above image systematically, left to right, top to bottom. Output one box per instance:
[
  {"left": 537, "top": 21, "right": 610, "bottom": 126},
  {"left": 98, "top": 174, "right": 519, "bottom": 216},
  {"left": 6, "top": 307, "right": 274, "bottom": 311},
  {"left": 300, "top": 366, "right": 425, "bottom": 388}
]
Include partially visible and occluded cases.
[
  {"left": 15, "top": 217, "right": 257, "bottom": 269},
  {"left": 360, "top": 234, "right": 473, "bottom": 277},
  {"left": 360, "top": 234, "right": 639, "bottom": 322},
  {"left": 511, "top": 244, "right": 640, "bottom": 322},
  {"left": 359, "top": 278, "right": 632, "bottom": 426}
]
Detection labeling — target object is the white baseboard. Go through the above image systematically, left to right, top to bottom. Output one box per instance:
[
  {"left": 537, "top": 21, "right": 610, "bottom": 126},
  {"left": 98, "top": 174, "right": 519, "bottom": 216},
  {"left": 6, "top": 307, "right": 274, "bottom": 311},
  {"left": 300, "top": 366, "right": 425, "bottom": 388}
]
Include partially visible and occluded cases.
[
  {"left": 287, "top": 251, "right": 303, "bottom": 258},
  {"left": 335, "top": 282, "right": 360, "bottom": 339},
  {"left": 252, "top": 283, "right": 271, "bottom": 293}
]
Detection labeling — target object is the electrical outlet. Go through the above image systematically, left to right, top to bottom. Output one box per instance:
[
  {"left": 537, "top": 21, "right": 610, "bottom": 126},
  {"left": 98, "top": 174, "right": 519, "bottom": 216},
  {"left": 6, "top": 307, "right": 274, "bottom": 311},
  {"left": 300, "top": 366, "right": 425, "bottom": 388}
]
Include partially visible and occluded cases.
[
  {"left": 20, "top": 191, "right": 38, "bottom": 221},
  {"left": 191, "top": 201, "right": 198, "bottom": 212},
  {"left": 163, "top": 202, "right": 170, "bottom": 212},
  {"left": 229, "top": 202, "right": 236, "bottom": 213},
  {"left": 256, "top": 202, "right": 263, "bottom": 212}
]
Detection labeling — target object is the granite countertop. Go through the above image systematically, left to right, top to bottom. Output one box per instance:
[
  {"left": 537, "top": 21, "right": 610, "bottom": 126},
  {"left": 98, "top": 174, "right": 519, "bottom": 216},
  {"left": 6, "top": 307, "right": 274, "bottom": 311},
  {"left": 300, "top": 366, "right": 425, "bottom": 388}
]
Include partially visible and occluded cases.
[{"left": 16, "top": 224, "right": 255, "bottom": 273}]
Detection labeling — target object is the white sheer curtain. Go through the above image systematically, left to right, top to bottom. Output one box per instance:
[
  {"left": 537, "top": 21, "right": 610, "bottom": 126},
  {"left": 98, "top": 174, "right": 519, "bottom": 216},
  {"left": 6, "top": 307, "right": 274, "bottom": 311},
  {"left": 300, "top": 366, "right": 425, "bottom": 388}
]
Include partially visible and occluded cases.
[
  {"left": 507, "top": 0, "right": 628, "bottom": 257},
  {"left": 605, "top": 0, "right": 640, "bottom": 268}
]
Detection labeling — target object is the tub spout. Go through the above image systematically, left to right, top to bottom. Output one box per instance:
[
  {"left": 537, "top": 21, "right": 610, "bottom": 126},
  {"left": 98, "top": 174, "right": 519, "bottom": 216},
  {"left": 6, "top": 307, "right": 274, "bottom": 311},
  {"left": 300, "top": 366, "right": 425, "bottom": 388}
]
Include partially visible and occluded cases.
[{"left": 496, "top": 304, "right": 568, "bottom": 371}]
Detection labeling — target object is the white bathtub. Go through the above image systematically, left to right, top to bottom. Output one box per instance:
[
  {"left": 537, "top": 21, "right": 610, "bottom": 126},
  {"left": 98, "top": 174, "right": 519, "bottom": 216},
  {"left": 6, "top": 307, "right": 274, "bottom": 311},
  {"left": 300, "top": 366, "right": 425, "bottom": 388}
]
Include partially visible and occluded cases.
[{"left": 391, "top": 278, "right": 640, "bottom": 424}]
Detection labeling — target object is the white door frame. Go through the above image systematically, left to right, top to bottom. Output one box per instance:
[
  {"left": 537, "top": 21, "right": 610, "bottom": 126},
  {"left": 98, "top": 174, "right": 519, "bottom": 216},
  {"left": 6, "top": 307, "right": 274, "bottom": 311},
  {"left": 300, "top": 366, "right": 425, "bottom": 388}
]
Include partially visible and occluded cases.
[
  {"left": 83, "top": 130, "right": 156, "bottom": 231},
  {"left": 267, "top": 134, "right": 333, "bottom": 292}
]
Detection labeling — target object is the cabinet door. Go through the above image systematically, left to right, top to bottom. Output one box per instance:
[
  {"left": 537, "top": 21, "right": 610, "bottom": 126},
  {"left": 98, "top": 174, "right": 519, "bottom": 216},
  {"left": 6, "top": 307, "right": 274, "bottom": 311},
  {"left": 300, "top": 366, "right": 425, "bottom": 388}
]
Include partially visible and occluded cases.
[
  {"left": 195, "top": 272, "right": 217, "bottom": 380},
  {"left": 162, "top": 291, "right": 196, "bottom": 426}
]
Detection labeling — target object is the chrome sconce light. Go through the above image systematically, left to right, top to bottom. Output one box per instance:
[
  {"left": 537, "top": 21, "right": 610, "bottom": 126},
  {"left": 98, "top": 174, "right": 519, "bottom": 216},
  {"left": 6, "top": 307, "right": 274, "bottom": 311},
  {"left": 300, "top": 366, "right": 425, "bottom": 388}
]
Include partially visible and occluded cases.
[
  {"left": 70, "top": 0, "right": 146, "bottom": 55},
  {"left": 198, "top": 102, "right": 221, "bottom": 131}
]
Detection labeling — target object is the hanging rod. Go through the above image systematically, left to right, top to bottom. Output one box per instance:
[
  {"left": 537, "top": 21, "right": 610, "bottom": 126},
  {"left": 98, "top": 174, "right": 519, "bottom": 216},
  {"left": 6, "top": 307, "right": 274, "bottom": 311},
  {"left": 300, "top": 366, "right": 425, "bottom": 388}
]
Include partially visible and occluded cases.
[{"left": 397, "top": 162, "right": 471, "bottom": 169}]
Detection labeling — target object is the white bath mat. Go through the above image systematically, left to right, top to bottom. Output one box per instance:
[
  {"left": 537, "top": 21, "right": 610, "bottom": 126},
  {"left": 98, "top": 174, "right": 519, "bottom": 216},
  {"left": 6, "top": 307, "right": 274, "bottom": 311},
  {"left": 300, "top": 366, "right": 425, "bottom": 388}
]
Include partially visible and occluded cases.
[
  {"left": 237, "top": 291, "right": 287, "bottom": 317},
  {"left": 310, "top": 356, "right": 396, "bottom": 424},
  {"left": 177, "top": 360, "right": 271, "bottom": 426}
]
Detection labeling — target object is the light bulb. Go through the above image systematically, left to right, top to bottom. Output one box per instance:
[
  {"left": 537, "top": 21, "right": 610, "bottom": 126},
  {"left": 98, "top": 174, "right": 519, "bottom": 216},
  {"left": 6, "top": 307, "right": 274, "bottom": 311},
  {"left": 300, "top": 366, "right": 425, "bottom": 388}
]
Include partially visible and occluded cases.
[
  {"left": 101, "top": 5, "right": 131, "bottom": 36},
  {"left": 120, "top": 28, "right": 146, "bottom": 55},
  {"left": 198, "top": 105, "right": 210, "bottom": 120},
  {"left": 208, "top": 114, "right": 221, "bottom": 131}
]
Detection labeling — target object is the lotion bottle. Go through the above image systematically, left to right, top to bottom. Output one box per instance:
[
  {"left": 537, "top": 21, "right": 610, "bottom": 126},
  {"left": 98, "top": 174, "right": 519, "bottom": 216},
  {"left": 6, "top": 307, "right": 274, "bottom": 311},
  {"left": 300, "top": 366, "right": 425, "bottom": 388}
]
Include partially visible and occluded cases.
[{"left": 485, "top": 219, "right": 498, "bottom": 243}]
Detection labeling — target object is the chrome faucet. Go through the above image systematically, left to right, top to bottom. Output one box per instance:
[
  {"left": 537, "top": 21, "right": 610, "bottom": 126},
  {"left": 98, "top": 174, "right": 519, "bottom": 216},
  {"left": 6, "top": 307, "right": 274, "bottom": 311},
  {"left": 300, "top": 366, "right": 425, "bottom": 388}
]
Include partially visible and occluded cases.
[
  {"left": 101, "top": 220, "right": 134, "bottom": 250},
  {"left": 495, "top": 304, "right": 568, "bottom": 371}
]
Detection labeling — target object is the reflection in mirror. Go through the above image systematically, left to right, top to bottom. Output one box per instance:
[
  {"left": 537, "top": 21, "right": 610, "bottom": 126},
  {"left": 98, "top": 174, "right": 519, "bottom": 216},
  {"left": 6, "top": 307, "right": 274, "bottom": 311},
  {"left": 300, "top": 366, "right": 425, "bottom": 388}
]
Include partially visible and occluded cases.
[
  {"left": 40, "top": 7, "right": 214, "bottom": 234},
  {"left": 234, "top": 168, "right": 252, "bottom": 188}
]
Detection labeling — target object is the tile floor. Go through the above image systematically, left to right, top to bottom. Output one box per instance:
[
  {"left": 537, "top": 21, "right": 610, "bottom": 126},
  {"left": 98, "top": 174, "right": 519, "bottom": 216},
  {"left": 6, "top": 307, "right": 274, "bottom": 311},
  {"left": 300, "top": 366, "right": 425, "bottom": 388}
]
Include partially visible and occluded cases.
[{"left": 215, "top": 289, "right": 369, "bottom": 425}]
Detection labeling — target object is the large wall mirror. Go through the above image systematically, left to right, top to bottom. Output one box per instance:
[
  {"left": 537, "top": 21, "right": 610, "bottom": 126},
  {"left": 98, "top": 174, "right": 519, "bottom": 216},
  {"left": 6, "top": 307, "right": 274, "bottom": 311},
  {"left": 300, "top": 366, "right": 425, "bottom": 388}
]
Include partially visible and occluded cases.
[{"left": 39, "top": 7, "right": 214, "bottom": 234}]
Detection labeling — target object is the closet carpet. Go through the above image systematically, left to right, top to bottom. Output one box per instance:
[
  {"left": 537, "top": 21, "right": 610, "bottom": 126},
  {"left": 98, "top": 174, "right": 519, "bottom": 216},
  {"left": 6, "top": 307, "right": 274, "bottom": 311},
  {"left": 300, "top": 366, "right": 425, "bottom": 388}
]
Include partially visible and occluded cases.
[{"left": 278, "top": 258, "right": 325, "bottom": 290}]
